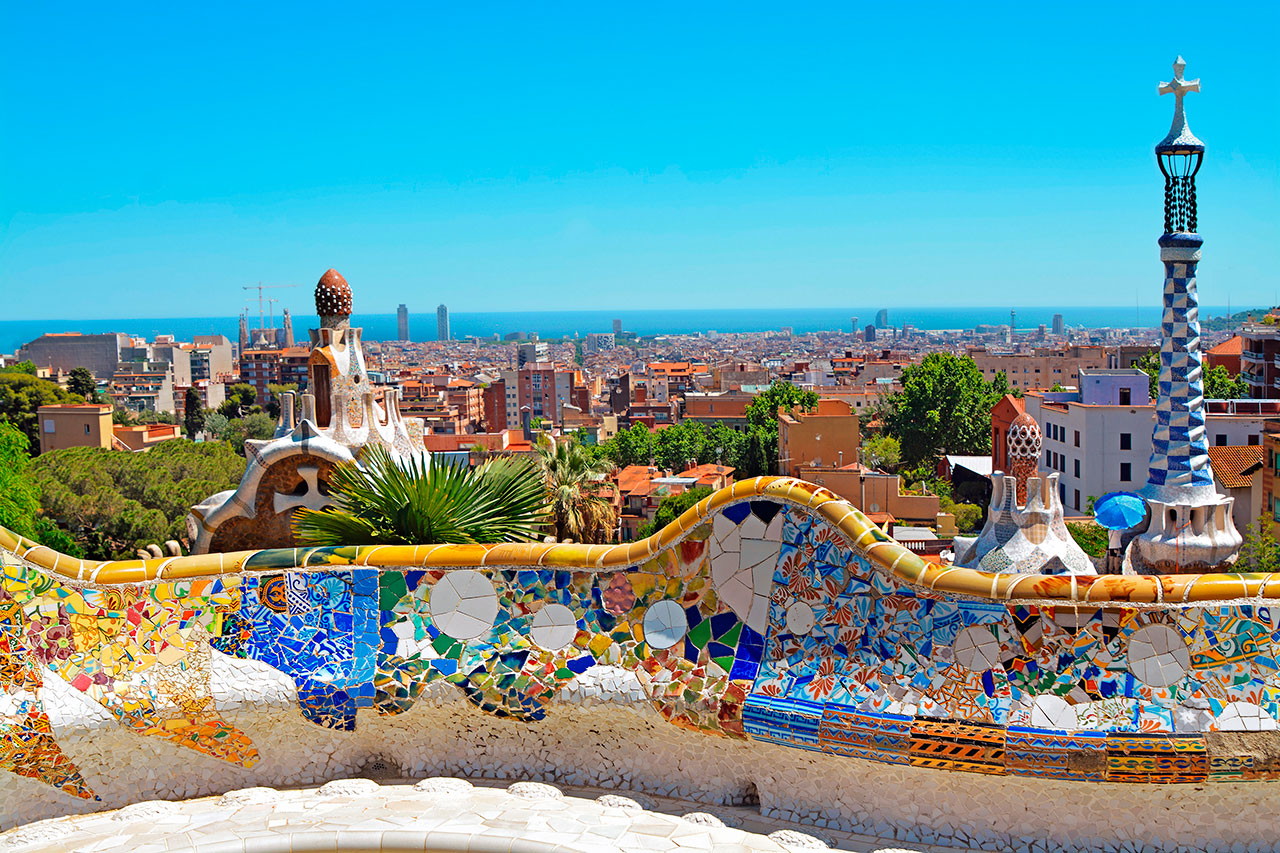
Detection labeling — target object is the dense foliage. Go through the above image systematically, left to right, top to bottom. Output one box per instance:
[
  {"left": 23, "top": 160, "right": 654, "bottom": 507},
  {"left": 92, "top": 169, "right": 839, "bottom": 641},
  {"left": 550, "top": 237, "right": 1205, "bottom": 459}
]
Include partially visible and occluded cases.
[
  {"left": 881, "top": 353, "right": 1011, "bottom": 467},
  {"left": 0, "top": 368, "right": 77, "bottom": 451},
  {"left": 597, "top": 381, "right": 817, "bottom": 477},
  {"left": 0, "top": 422, "right": 81, "bottom": 554},
  {"left": 30, "top": 439, "right": 246, "bottom": 559},
  {"left": 293, "top": 445, "right": 548, "bottom": 546},
  {"left": 637, "top": 486, "right": 713, "bottom": 539},
  {"left": 1237, "top": 517, "right": 1280, "bottom": 573},
  {"left": 1066, "top": 521, "right": 1109, "bottom": 558}
]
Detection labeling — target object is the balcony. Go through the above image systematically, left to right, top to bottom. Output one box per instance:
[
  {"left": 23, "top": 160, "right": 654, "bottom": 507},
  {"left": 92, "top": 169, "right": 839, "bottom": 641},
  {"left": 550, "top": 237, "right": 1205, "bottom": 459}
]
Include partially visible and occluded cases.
[
  {"left": 1243, "top": 350, "right": 1266, "bottom": 363},
  {"left": 1243, "top": 372, "right": 1264, "bottom": 386}
]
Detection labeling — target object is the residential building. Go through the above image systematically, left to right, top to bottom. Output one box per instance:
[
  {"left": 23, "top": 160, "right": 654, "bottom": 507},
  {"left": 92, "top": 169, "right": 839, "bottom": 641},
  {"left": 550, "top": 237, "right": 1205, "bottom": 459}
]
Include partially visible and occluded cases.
[
  {"left": 397, "top": 304, "right": 410, "bottom": 341},
  {"left": 437, "top": 304, "right": 450, "bottom": 341},
  {"left": 1240, "top": 321, "right": 1280, "bottom": 398},
  {"left": 20, "top": 332, "right": 132, "bottom": 379},
  {"left": 586, "top": 332, "right": 615, "bottom": 353},
  {"left": 190, "top": 335, "right": 234, "bottom": 382},
  {"left": 149, "top": 337, "right": 193, "bottom": 386},
  {"left": 516, "top": 342, "right": 548, "bottom": 368},
  {"left": 968, "top": 345, "right": 1111, "bottom": 391},
  {"left": 238, "top": 346, "right": 310, "bottom": 403},
  {"left": 109, "top": 363, "right": 175, "bottom": 413},
  {"left": 1023, "top": 369, "right": 1277, "bottom": 514},
  {"left": 173, "top": 380, "right": 227, "bottom": 426},
  {"left": 482, "top": 380, "right": 508, "bottom": 432},
  {"left": 681, "top": 392, "right": 752, "bottom": 431},
  {"left": 777, "top": 399, "right": 861, "bottom": 477},
  {"left": 36, "top": 404, "right": 113, "bottom": 453},
  {"left": 1263, "top": 420, "right": 1280, "bottom": 536},
  {"left": 1207, "top": 445, "right": 1264, "bottom": 536},
  {"left": 793, "top": 466, "right": 943, "bottom": 527}
]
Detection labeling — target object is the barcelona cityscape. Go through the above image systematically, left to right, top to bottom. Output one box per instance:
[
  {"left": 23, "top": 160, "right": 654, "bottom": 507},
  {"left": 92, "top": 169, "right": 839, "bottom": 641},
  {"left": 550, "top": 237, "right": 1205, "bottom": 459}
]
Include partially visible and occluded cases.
[{"left": 1, "top": 4, "right": 1278, "bottom": 852}]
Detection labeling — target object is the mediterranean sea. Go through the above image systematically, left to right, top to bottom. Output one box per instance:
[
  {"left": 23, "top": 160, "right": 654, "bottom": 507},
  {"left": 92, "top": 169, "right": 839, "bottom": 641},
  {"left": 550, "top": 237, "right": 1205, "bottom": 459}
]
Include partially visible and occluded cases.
[{"left": 0, "top": 305, "right": 1246, "bottom": 354}]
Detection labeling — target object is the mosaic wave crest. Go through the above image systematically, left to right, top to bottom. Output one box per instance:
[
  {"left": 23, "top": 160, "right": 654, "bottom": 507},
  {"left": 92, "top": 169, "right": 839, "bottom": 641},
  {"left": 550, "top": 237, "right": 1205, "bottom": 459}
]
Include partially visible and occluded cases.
[{"left": 4, "top": 476, "right": 1280, "bottom": 802}]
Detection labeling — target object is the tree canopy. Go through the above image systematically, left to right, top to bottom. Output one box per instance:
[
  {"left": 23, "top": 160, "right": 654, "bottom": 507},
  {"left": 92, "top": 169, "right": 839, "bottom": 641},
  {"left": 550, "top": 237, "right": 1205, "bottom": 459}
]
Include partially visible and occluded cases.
[
  {"left": 881, "top": 353, "right": 1011, "bottom": 467},
  {"left": 67, "top": 367, "right": 98, "bottom": 400},
  {"left": 0, "top": 369, "right": 78, "bottom": 452},
  {"left": 0, "top": 422, "right": 80, "bottom": 554},
  {"left": 30, "top": 439, "right": 246, "bottom": 559},
  {"left": 637, "top": 486, "right": 713, "bottom": 539}
]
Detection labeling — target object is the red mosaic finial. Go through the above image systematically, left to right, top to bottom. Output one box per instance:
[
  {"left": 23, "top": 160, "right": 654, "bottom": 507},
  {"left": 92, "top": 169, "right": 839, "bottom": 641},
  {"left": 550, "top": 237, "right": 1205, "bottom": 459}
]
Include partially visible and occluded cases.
[
  {"left": 315, "top": 269, "right": 352, "bottom": 317},
  {"left": 1007, "top": 411, "right": 1042, "bottom": 505}
]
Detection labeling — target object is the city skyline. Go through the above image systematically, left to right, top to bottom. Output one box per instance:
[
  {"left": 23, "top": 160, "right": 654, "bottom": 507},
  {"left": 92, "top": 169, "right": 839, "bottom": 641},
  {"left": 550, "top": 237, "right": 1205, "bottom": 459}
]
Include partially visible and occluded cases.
[{"left": 2, "top": 3, "right": 1277, "bottom": 321}]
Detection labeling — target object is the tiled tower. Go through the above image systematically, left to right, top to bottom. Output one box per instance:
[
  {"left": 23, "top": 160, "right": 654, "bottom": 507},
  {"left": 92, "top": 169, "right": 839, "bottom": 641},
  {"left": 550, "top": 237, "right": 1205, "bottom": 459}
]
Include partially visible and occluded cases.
[{"left": 1132, "top": 58, "right": 1242, "bottom": 572}]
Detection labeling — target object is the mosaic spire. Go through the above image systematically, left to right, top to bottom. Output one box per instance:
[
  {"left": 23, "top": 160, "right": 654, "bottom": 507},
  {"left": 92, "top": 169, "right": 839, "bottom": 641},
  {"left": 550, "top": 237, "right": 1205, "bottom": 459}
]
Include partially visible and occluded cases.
[{"left": 1143, "top": 58, "right": 1214, "bottom": 503}]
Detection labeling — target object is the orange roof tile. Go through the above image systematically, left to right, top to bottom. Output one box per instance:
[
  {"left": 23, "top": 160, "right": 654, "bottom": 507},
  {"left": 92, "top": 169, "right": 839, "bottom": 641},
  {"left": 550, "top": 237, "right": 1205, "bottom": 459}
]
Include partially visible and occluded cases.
[
  {"left": 1207, "top": 336, "right": 1243, "bottom": 356},
  {"left": 1206, "top": 445, "right": 1264, "bottom": 489}
]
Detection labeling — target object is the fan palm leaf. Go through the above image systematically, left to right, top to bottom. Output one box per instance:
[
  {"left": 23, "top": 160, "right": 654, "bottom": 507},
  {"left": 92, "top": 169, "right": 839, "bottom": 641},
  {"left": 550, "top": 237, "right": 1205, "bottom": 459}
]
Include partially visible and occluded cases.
[
  {"left": 536, "top": 439, "right": 617, "bottom": 543},
  {"left": 292, "top": 445, "right": 549, "bottom": 546}
]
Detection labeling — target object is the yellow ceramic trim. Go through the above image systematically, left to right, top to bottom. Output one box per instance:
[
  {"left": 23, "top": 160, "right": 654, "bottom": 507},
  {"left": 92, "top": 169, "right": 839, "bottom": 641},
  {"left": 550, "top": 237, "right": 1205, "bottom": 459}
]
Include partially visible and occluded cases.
[{"left": 2, "top": 476, "right": 1277, "bottom": 604}]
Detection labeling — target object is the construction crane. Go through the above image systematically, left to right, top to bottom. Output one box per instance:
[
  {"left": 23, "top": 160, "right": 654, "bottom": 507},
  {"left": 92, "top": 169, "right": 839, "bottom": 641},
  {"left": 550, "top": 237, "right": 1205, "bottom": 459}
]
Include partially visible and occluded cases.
[{"left": 242, "top": 282, "right": 299, "bottom": 331}]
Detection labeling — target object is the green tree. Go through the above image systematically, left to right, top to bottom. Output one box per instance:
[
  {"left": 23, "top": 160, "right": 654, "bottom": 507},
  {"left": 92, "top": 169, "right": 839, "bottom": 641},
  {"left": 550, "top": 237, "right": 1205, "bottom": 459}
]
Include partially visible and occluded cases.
[
  {"left": 574, "top": 339, "right": 585, "bottom": 367},
  {"left": 1136, "top": 351, "right": 1160, "bottom": 400},
  {"left": 882, "top": 354, "right": 1010, "bottom": 467},
  {"left": 5, "top": 360, "right": 37, "bottom": 375},
  {"left": 1203, "top": 364, "right": 1247, "bottom": 400},
  {"left": 67, "top": 367, "right": 98, "bottom": 400},
  {"left": 0, "top": 371, "right": 77, "bottom": 451},
  {"left": 745, "top": 381, "right": 819, "bottom": 430},
  {"left": 218, "top": 383, "right": 258, "bottom": 419},
  {"left": 264, "top": 383, "right": 298, "bottom": 419},
  {"left": 183, "top": 388, "right": 204, "bottom": 439},
  {"left": 221, "top": 412, "right": 276, "bottom": 455},
  {"left": 0, "top": 422, "right": 81, "bottom": 555},
  {"left": 607, "top": 423, "right": 657, "bottom": 468},
  {"left": 740, "top": 429, "right": 769, "bottom": 477},
  {"left": 861, "top": 434, "right": 900, "bottom": 471},
  {"left": 537, "top": 437, "right": 616, "bottom": 543},
  {"left": 30, "top": 439, "right": 245, "bottom": 559},
  {"left": 293, "top": 445, "right": 548, "bottom": 546},
  {"left": 637, "top": 486, "right": 712, "bottom": 539},
  {"left": 950, "top": 503, "right": 982, "bottom": 534},
  {"left": 1236, "top": 517, "right": 1280, "bottom": 573}
]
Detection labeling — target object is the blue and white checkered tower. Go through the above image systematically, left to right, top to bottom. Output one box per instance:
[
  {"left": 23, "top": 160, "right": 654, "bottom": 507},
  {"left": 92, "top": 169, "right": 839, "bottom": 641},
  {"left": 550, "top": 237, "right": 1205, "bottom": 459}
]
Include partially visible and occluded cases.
[{"left": 1132, "top": 58, "right": 1242, "bottom": 572}]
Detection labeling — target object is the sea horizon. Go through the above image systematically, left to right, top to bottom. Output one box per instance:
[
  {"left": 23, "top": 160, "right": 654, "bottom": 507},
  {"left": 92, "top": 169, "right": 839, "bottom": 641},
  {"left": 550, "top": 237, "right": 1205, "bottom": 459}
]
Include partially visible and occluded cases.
[{"left": 0, "top": 305, "right": 1255, "bottom": 354}]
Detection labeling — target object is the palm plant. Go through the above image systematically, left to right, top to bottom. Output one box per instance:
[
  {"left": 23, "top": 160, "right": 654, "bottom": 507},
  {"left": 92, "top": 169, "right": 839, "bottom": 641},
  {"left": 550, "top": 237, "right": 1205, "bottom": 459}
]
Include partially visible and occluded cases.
[
  {"left": 537, "top": 438, "right": 617, "bottom": 544},
  {"left": 292, "top": 444, "right": 548, "bottom": 546}
]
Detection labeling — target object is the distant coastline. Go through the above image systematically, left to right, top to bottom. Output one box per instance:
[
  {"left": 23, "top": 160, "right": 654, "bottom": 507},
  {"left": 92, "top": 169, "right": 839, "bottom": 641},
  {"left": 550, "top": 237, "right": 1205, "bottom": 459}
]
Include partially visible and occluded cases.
[{"left": 0, "top": 305, "right": 1256, "bottom": 354}]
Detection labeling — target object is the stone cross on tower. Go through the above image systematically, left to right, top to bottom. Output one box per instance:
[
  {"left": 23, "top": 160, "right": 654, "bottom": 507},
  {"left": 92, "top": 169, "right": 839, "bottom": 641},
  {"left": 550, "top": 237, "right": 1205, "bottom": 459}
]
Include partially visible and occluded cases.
[{"left": 1158, "top": 56, "right": 1200, "bottom": 138}]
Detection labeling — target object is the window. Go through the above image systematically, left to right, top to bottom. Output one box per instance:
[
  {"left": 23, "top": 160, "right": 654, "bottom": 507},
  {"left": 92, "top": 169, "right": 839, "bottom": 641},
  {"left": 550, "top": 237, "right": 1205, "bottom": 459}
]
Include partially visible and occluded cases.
[
  {"left": 1119, "top": 388, "right": 1131, "bottom": 405},
  {"left": 43, "top": 419, "right": 55, "bottom": 433},
  {"left": 83, "top": 424, "right": 91, "bottom": 434},
  {"left": 1074, "top": 430, "right": 1080, "bottom": 447},
  {"left": 1120, "top": 433, "right": 1132, "bottom": 450},
  {"left": 1215, "top": 434, "right": 1227, "bottom": 447},
  {"left": 1249, "top": 435, "right": 1260, "bottom": 446},
  {"left": 1045, "top": 450, "right": 1052, "bottom": 466},
  {"left": 1074, "top": 459, "right": 1080, "bottom": 477},
  {"left": 1120, "top": 462, "right": 1132, "bottom": 482},
  {"left": 1059, "top": 483, "right": 1066, "bottom": 503},
  {"left": 1074, "top": 490, "right": 1080, "bottom": 510}
]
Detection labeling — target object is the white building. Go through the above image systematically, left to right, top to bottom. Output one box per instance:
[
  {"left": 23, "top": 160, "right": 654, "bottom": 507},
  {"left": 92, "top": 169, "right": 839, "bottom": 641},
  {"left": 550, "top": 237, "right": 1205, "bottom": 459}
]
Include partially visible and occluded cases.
[{"left": 1022, "top": 369, "right": 1276, "bottom": 514}]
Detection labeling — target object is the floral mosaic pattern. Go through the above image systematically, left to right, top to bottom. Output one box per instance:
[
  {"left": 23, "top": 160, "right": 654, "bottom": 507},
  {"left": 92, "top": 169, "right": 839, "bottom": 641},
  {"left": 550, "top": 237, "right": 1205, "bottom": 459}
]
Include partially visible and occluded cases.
[{"left": 5, "top": 486, "right": 1280, "bottom": 801}]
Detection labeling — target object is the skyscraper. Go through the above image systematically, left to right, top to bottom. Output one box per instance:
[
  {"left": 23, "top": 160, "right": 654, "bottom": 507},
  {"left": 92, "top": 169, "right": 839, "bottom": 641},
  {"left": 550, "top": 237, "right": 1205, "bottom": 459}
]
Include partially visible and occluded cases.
[
  {"left": 397, "top": 304, "right": 409, "bottom": 341},
  {"left": 437, "top": 304, "right": 450, "bottom": 342},
  {"left": 875, "top": 309, "right": 888, "bottom": 329},
  {"left": 1052, "top": 313, "right": 1064, "bottom": 336},
  {"left": 850, "top": 316, "right": 859, "bottom": 334},
  {"left": 612, "top": 318, "right": 622, "bottom": 335}
]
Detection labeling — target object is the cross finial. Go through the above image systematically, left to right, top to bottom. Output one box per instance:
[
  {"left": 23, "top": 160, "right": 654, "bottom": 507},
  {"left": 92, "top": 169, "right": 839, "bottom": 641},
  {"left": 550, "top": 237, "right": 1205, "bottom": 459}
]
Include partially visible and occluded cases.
[
  {"left": 1157, "top": 56, "right": 1203, "bottom": 151},
  {"left": 1159, "top": 56, "right": 1200, "bottom": 102}
]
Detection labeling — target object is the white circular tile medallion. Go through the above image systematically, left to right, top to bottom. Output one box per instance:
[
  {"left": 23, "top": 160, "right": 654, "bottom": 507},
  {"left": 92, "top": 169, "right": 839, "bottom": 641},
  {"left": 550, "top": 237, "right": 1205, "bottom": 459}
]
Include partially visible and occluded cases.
[
  {"left": 429, "top": 570, "right": 499, "bottom": 640},
  {"left": 642, "top": 599, "right": 688, "bottom": 650},
  {"left": 784, "top": 601, "right": 815, "bottom": 635},
  {"left": 530, "top": 603, "right": 579, "bottom": 651},
  {"left": 1126, "top": 623, "right": 1190, "bottom": 687},
  {"left": 952, "top": 625, "right": 1001, "bottom": 672}
]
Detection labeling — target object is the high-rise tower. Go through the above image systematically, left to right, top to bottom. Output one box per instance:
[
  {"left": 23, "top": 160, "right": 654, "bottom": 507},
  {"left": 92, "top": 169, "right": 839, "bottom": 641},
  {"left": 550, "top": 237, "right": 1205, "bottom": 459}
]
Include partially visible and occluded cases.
[
  {"left": 1131, "top": 58, "right": 1241, "bottom": 572},
  {"left": 397, "top": 304, "right": 409, "bottom": 342},
  {"left": 437, "top": 304, "right": 450, "bottom": 342}
]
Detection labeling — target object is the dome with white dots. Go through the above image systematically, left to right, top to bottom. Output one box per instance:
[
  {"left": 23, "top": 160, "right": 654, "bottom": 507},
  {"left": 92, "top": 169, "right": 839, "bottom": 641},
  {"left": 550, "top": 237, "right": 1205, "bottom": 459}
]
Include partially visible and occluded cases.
[{"left": 315, "top": 268, "right": 353, "bottom": 317}]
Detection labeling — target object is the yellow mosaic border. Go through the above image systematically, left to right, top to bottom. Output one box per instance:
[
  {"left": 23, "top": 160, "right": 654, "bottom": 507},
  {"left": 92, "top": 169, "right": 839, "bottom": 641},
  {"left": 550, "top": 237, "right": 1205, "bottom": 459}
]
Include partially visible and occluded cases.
[{"left": 2, "top": 476, "right": 1276, "bottom": 604}]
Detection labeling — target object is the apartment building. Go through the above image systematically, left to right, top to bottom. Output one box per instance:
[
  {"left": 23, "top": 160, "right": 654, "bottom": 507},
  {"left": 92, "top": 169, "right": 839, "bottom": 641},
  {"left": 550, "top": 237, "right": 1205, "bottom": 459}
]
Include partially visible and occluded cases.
[
  {"left": 1240, "top": 322, "right": 1280, "bottom": 399},
  {"left": 20, "top": 332, "right": 133, "bottom": 378},
  {"left": 969, "top": 345, "right": 1111, "bottom": 391},
  {"left": 238, "top": 346, "right": 310, "bottom": 403},
  {"left": 1024, "top": 369, "right": 1276, "bottom": 514},
  {"left": 777, "top": 399, "right": 861, "bottom": 477},
  {"left": 36, "top": 404, "right": 113, "bottom": 453}
]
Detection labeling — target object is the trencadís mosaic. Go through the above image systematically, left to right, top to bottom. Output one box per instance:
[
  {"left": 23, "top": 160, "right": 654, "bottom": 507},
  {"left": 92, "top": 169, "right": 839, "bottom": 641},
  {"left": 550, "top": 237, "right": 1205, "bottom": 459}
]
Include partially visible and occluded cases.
[{"left": 4, "top": 477, "right": 1280, "bottom": 802}]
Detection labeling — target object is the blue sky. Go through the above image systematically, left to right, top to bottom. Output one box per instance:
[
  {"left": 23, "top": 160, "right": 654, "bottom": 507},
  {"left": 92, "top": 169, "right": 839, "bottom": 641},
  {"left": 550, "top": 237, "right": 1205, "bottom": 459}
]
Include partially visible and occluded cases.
[{"left": 2, "top": 2, "right": 1277, "bottom": 319}]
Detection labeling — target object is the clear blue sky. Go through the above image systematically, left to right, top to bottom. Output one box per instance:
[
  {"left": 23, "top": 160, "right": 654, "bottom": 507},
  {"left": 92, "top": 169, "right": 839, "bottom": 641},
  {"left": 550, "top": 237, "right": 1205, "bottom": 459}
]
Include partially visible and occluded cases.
[{"left": 2, "top": 2, "right": 1277, "bottom": 320}]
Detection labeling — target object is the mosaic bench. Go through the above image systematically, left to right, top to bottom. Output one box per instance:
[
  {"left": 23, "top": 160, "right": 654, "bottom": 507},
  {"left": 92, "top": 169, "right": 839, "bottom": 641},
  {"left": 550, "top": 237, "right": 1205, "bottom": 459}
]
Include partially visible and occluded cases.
[{"left": 3, "top": 476, "right": 1280, "bottom": 846}]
